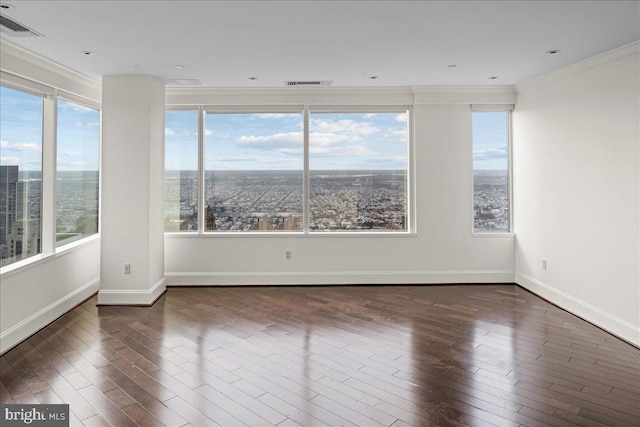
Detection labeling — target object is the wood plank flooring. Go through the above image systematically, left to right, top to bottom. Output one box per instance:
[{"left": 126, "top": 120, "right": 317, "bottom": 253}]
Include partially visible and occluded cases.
[{"left": 1, "top": 285, "right": 639, "bottom": 426}]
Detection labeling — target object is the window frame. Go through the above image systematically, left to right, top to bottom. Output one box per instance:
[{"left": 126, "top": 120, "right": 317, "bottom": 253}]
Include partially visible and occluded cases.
[
  {"left": 0, "top": 75, "right": 102, "bottom": 274},
  {"left": 0, "top": 84, "right": 46, "bottom": 269},
  {"left": 55, "top": 95, "right": 102, "bottom": 247},
  {"left": 164, "top": 104, "right": 415, "bottom": 236},
  {"left": 471, "top": 108, "right": 514, "bottom": 236}
]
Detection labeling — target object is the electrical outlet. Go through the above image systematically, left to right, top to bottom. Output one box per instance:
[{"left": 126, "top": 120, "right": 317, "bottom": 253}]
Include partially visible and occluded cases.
[
  {"left": 285, "top": 250, "right": 292, "bottom": 260},
  {"left": 542, "top": 259, "right": 547, "bottom": 270},
  {"left": 124, "top": 263, "right": 131, "bottom": 274}
]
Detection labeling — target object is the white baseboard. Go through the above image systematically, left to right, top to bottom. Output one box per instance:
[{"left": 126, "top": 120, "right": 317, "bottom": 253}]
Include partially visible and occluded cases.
[
  {"left": 165, "top": 270, "right": 515, "bottom": 286},
  {"left": 516, "top": 272, "right": 640, "bottom": 347},
  {"left": 0, "top": 277, "right": 100, "bottom": 355},
  {"left": 97, "top": 277, "right": 166, "bottom": 305}
]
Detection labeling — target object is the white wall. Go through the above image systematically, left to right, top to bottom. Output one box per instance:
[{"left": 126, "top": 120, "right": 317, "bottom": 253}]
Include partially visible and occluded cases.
[
  {"left": 514, "top": 42, "right": 640, "bottom": 345},
  {"left": 165, "top": 89, "right": 516, "bottom": 285},
  {"left": 0, "top": 240, "right": 100, "bottom": 353}
]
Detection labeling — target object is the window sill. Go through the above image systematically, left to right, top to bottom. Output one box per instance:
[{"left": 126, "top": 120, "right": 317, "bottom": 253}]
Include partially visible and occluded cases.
[
  {"left": 164, "top": 231, "right": 418, "bottom": 238},
  {"left": 472, "top": 232, "right": 515, "bottom": 238},
  {"left": 0, "top": 234, "right": 100, "bottom": 279}
]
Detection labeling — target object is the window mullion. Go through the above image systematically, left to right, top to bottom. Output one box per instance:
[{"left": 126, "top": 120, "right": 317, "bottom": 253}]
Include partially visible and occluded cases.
[
  {"left": 41, "top": 92, "right": 57, "bottom": 255},
  {"left": 303, "top": 105, "right": 310, "bottom": 235},
  {"left": 198, "top": 106, "right": 205, "bottom": 234}
]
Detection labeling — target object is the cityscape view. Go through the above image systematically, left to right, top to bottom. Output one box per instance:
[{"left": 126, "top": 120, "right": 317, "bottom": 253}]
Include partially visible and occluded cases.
[
  {"left": 0, "top": 167, "right": 99, "bottom": 267},
  {"left": 164, "top": 169, "right": 407, "bottom": 232},
  {"left": 473, "top": 169, "right": 509, "bottom": 232}
]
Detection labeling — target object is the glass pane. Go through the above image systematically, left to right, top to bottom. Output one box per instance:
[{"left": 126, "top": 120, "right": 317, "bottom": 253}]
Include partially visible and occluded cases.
[
  {"left": 0, "top": 86, "right": 43, "bottom": 267},
  {"left": 56, "top": 98, "right": 100, "bottom": 246},
  {"left": 165, "top": 110, "right": 199, "bottom": 231},
  {"left": 473, "top": 111, "right": 510, "bottom": 233},
  {"left": 309, "top": 112, "right": 408, "bottom": 232},
  {"left": 204, "top": 113, "right": 303, "bottom": 232}
]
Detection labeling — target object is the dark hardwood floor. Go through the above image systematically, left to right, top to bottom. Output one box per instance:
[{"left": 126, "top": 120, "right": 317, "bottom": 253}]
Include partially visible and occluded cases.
[{"left": 1, "top": 285, "right": 639, "bottom": 426}]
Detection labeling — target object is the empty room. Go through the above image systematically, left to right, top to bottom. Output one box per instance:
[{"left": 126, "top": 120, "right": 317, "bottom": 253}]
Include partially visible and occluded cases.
[{"left": 0, "top": 1, "right": 639, "bottom": 426}]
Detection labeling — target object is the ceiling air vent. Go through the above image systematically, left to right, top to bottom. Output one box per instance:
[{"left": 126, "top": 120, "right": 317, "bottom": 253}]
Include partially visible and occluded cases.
[
  {"left": 0, "top": 15, "right": 42, "bottom": 37},
  {"left": 285, "top": 81, "right": 333, "bottom": 87}
]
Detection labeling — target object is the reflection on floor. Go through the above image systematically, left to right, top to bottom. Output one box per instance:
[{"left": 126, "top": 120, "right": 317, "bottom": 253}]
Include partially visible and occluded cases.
[{"left": 1, "top": 285, "right": 639, "bottom": 426}]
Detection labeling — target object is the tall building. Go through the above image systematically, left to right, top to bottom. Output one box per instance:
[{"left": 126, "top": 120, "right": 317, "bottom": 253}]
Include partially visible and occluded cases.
[
  {"left": 0, "top": 165, "right": 23, "bottom": 247},
  {"left": 284, "top": 217, "right": 298, "bottom": 231},
  {"left": 6, "top": 218, "right": 40, "bottom": 264}
]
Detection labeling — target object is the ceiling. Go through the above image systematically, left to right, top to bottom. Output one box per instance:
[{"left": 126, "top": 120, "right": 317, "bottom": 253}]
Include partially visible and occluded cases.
[{"left": 0, "top": 1, "right": 638, "bottom": 88}]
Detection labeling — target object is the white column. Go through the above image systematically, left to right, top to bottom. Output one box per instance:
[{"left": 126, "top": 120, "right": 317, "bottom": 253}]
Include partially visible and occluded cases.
[{"left": 99, "top": 75, "right": 166, "bottom": 305}]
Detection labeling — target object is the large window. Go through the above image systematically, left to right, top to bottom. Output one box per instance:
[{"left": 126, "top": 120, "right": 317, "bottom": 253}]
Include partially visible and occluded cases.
[
  {"left": 0, "top": 86, "right": 44, "bottom": 267},
  {"left": 56, "top": 98, "right": 100, "bottom": 246},
  {"left": 164, "top": 107, "right": 411, "bottom": 234},
  {"left": 165, "top": 110, "right": 199, "bottom": 231},
  {"left": 204, "top": 111, "right": 304, "bottom": 232},
  {"left": 309, "top": 111, "right": 408, "bottom": 232},
  {"left": 472, "top": 111, "right": 510, "bottom": 233}
]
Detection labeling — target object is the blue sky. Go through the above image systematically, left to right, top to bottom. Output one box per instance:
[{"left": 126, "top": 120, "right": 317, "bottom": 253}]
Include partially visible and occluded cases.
[
  {"left": 0, "top": 86, "right": 100, "bottom": 171},
  {"left": 0, "top": 86, "right": 43, "bottom": 171},
  {"left": 57, "top": 98, "right": 100, "bottom": 171},
  {"left": 166, "top": 111, "right": 408, "bottom": 171},
  {"left": 472, "top": 111, "right": 509, "bottom": 170}
]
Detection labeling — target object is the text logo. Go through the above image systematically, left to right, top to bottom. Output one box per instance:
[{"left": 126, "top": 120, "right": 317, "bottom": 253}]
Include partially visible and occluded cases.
[{"left": 0, "top": 404, "right": 69, "bottom": 426}]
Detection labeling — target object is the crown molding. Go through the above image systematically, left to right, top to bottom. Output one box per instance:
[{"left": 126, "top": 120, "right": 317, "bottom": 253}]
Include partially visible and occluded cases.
[
  {"left": 0, "top": 38, "right": 101, "bottom": 101},
  {"left": 516, "top": 40, "right": 640, "bottom": 91},
  {"left": 166, "top": 85, "right": 518, "bottom": 106},
  {"left": 411, "top": 85, "right": 516, "bottom": 105},
  {"left": 166, "top": 86, "right": 416, "bottom": 106}
]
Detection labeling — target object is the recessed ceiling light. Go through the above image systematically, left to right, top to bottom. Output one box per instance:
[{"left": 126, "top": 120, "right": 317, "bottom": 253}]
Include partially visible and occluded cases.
[
  {"left": 0, "top": 3, "right": 15, "bottom": 9},
  {"left": 546, "top": 49, "right": 561, "bottom": 54},
  {"left": 81, "top": 51, "right": 95, "bottom": 56},
  {"left": 174, "top": 65, "right": 184, "bottom": 69},
  {"left": 369, "top": 76, "right": 379, "bottom": 80},
  {"left": 488, "top": 76, "right": 499, "bottom": 80},
  {"left": 248, "top": 77, "right": 257, "bottom": 80}
]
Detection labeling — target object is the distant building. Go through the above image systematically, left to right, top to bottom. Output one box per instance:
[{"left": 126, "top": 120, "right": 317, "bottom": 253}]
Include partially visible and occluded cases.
[
  {"left": 0, "top": 165, "right": 24, "bottom": 246},
  {"left": 205, "top": 205, "right": 216, "bottom": 231},
  {"left": 284, "top": 217, "right": 298, "bottom": 231},
  {"left": 6, "top": 218, "right": 41, "bottom": 263},
  {"left": 258, "top": 218, "right": 271, "bottom": 231}
]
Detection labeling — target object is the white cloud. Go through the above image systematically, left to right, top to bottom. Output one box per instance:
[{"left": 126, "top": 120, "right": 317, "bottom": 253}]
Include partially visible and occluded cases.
[
  {"left": 59, "top": 102, "right": 95, "bottom": 113},
  {"left": 254, "top": 113, "right": 301, "bottom": 119},
  {"left": 363, "top": 113, "right": 377, "bottom": 119},
  {"left": 395, "top": 113, "right": 407, "bottom": 122},
  {"left": 311, "top": 119, "right": 379, "bottom": 136},
  {"left": 76, "top": 121, "right": 99, "bottom": 129},
  {"left": 165, "top": 127, "right": 175, "bottom": 136},
  {"left": 204, "top": 129, "right": 213, "bottom": 137},
  {"left": 386, "top": 129, "right": 407, "bottom": 142},
  {"left": 238, "top": 131, "right": 302, "bottom": 147},
  {"left": 309, "top": 132, "right": 359, "bottom": 147},
  {"left": 0, "top": 140, "right": 8, "bottom": 148},
  {"left": 11, "top": 143, "right": 41, "bottom": 152},
  {"left": 310, "top": 145, "right": 374, "bottom": 157},
  {"left": 474, "top": 147, "right": 507, "bottom": 161},
  {"left": 64, "top": 150, "right": 82, "bottom": 158},
  {"left": 0, "top": 157, "right": 21, "bottom": 164},
  {"left": 71, "top": 160, "right": 90, "bottom": 167}
]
